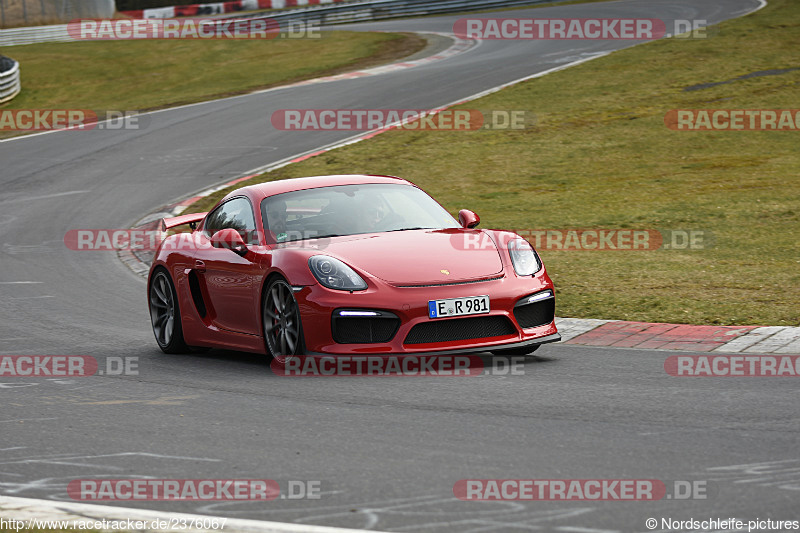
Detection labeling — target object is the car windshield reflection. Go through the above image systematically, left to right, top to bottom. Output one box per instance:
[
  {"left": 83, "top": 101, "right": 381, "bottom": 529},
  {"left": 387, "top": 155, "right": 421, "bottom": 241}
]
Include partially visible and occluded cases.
[{"left": 260, "top": 184, "right": 459, "bottom": 244}]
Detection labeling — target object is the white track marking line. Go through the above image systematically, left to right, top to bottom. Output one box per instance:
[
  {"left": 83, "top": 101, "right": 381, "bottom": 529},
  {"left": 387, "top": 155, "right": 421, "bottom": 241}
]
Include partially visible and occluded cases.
[
  {"left": 0, "top": 190, "right": 92, "bottom": 204},
  {"left": 0, "top": 495, "right": 390, "bottom": 533}
]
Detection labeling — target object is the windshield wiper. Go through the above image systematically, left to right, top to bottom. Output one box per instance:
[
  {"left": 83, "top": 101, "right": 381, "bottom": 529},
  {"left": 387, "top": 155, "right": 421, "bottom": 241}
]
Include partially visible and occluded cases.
[
  {"left": 383, "top": 227, "right": 430, "bottom": 233},
  {"left": 278, "top": 233, "right": 342, "bottom": 243}
]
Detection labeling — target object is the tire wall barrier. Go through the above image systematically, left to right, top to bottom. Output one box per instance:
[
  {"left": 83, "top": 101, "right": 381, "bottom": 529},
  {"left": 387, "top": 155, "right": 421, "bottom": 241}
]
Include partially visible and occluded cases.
[{"left": 0, "top": 55, "right": 20, "bottom": 104}]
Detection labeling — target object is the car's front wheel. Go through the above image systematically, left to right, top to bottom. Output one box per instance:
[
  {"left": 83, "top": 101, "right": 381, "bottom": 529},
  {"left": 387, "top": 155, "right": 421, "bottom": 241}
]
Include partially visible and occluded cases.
[
  {"left": 149, "top": 268, "right": 190, "bottom": 354},
  {"left": 263, "top": 278, "right": 305, "bottom": 363}
]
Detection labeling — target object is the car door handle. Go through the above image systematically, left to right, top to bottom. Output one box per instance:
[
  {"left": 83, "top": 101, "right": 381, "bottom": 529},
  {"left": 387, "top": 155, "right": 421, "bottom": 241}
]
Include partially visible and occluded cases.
[{"left": 194, "top": 260, "right": 206, "bottom": 273}]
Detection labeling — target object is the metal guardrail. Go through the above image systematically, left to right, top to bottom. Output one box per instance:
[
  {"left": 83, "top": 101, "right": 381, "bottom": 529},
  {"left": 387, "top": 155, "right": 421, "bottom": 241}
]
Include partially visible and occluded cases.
[
  {"left": 0, "top": 0, "right": 549, "bottom": 46},
  {"left": 0, "top": 0, "right": 114, "bottom": 27},
  {"left": 248, "top": 0, "right": 552, "bottom": 25},
  {"left": 0, "top": 23, "right": 67, "bottom": 45},
  {"left": 0, "top": 55, "right": 20, "bottom": 103}
]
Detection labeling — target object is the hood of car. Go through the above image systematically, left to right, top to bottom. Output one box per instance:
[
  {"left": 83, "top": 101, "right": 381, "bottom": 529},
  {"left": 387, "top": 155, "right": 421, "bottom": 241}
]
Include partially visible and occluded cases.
[{"left": 318, "top": 228, "right": 504, "bottom": 284}]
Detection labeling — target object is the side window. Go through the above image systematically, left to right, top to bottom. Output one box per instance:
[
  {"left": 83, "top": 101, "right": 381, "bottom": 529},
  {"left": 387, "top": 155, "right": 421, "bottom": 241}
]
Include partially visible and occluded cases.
[{"left": 204, "top": 197, "right": 258, "bottom": 244}]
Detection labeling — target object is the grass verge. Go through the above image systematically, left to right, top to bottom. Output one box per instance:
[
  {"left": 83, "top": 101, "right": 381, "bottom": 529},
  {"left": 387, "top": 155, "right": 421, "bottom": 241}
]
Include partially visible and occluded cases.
[
  {"left": 190, "top": 0, "right": 800, "bottom": 327},
  {"left": 0, "top": 31, "right": 426, "bottom": 138}
]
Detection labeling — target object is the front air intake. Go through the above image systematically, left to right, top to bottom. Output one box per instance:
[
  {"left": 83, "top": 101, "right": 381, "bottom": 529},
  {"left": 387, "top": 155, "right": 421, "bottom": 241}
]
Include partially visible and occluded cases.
[
  {"left": 513, "top": 291, "right": 555, "bottom": 329},
  {"left": 332, "top": 310, "right": 400, "bottom": 344},
  {"left": 404, "top": 315, "right": 516, "bottom": 345}
]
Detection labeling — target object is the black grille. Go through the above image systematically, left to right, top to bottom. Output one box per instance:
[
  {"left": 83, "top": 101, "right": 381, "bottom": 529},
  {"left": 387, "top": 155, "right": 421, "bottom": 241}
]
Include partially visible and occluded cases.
[
  {"left": 187, "top": 271, "right": 206, "bottom": 318},
  {"left": 514, "top": 297, "right": 555, "bottom": 329},
  {"left": 332, "top": 314, "right": 399, "bottom": 344},
  {"left": 404, "top": 315, "right": 516, "bottom": 345}
]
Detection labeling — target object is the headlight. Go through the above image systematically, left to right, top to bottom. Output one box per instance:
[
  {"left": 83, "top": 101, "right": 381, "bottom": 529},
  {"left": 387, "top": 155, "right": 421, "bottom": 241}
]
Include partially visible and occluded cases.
[
  {"left": 508, "top": 238, "right": 542, "bottom": 276},
  {"left": 309, "top": 255, "right": 368, "bottom": 291}
]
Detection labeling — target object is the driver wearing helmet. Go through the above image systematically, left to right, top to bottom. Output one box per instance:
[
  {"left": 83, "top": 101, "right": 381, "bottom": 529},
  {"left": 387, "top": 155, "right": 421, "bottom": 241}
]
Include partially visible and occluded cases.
[{"left": 264, "top": 199, "right": 288, "bottom": 244}]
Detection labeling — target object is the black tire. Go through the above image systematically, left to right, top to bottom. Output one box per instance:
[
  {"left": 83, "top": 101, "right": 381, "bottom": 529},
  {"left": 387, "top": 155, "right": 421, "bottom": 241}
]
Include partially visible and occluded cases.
[
  {"left": 149, "top": 268, "right": 190, "bottom": 354},
  {"left": 262, "top": 277, "right": 305, "bottom": 363},
  {"left": 491, "top": 344, "right": 540, "bottom": 356}
]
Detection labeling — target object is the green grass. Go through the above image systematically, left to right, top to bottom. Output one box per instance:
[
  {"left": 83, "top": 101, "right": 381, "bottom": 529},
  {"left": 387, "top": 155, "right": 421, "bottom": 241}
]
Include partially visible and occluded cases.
[
  {"left": 190, "top": 0, "right": 800, "bottom": 327},
  {"left": 0, "top": 31, "right": 425, "bottom": 137}
]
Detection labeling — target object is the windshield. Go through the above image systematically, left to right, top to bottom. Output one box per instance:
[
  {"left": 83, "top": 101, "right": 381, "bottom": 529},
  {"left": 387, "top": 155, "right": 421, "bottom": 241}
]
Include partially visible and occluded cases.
[{"left": 260, "top": 183, "right": 459, "bottom": 243}]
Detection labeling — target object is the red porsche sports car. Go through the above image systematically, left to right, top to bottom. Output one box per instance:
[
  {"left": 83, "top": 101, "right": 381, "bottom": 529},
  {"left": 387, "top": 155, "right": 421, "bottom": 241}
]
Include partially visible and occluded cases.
[{"left": 148, "top": 175, "right": 559, "bottom": 361}]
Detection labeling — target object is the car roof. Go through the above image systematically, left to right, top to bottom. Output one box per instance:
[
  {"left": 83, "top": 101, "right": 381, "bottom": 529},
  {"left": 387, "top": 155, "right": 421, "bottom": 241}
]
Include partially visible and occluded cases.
[{"left": 221, "top": 174, "right": 413, "bottom": 204}]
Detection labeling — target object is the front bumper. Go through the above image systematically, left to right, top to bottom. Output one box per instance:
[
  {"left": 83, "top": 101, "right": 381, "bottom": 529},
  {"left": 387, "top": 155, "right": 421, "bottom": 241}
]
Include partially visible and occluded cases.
[{"left": 296, "top": 272, "right": 558, "bottom": 355}]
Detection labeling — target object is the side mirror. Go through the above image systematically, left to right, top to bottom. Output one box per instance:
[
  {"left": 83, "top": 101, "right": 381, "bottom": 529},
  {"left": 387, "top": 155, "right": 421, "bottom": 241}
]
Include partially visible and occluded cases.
[
  {"left": 458, "top": 209, "right": 480, "bottom": 229},
  {"left": 211, "top": 228, "right": 248, "bottom": 256}
]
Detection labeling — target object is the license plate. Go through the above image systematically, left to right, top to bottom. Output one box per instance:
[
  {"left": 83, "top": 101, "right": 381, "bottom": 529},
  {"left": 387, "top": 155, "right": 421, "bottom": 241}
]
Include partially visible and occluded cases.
[{"left": 428, "top": 295, "right": 490, "bottom": 319}]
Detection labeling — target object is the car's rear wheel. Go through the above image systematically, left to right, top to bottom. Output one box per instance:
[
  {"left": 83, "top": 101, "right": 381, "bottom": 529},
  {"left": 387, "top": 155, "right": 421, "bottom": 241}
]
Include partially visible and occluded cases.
[
  {"left": 149, "top": 268, "right": 190, "bottom": 354},
  {"left": 263, "top": 278, "right": 305, "bottom": 364},
  {"left": 491, "top": 344, "right": 540, "bottom": 356}
]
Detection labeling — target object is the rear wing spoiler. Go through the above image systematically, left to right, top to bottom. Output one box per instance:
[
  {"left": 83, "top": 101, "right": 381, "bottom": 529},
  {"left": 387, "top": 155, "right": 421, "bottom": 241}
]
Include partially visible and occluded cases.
[{"left": 161, "top": 212, "right": 207, "bottom": 232}]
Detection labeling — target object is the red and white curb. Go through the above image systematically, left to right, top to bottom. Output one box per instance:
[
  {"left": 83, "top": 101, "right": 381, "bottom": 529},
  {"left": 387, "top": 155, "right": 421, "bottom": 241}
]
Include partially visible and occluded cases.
[
  {"left": 278, "top": 32, "right": 479, "bottom": 89},
  {"left": 555, "top": 318, "right": 800, "bottom": 354},
  {"left": 0, "top": 495, "right": 383, "bottom": 533}
]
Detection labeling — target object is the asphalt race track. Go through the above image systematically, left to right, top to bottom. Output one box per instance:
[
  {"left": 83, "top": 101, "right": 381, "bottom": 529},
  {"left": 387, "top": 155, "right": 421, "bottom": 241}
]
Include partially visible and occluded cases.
[{"left": 3, "top": 1, "right": 798, "bottom": 531}]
